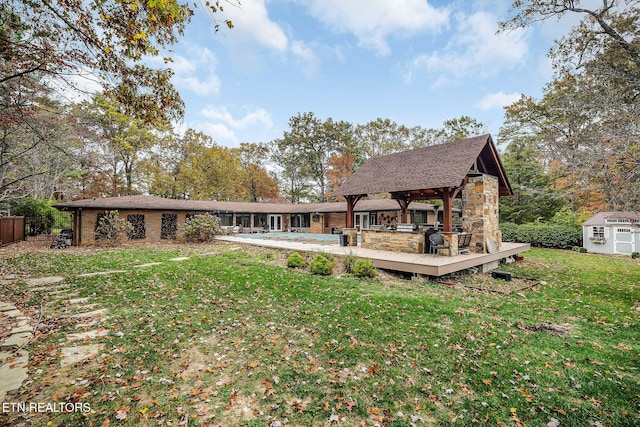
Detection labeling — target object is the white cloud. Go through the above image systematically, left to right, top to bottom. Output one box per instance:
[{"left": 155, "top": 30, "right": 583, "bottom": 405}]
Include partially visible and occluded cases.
[
  {"left": 219, "top": 0, "right": 288, "bottom": 51},
  {"left": 306, "top": 0, "right": 449, "bottom": 55},
  {"left": 403, "top": 11, "right": 529, "bottom": 85},
  {"left": 291, "top": 40, "right": 320, "bottom": 78},
  {"left": 164, "top": 45, "right": 221, "bottom": 96},
  {"left": 477, "top": 91, "right": 522, "bottom": 110},
  {"left": 197, "top": 106, "right": 274, "bottom": 146}
]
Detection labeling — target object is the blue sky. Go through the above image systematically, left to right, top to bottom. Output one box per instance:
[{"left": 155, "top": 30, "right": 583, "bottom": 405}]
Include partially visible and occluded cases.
[{"left": 161, "top": 0, "right": 577, "bottom": 148}]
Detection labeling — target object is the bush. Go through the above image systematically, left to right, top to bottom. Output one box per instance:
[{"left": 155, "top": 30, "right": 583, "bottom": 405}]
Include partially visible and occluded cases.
[
  {"left": 95, "top": 210, "right": 133, "bottom": 244},
  {"left": 182, "top": 214, "right": 224, "bottom": 242},
  {"left": 499, "top": 222, "right": 518, "bottom": 242},
  {"left": 501, "top": 222, "right": 582, "bottom": 249},
  {"left": 286, "top": 252, "right": 305, "bottom": 268},
  {"left": 632, "top": 252, "right": 639, "bottom": 259},
  {"left": 309, "top": 255, "right": 333, "bottom": 276},
  {"left": 352, "top": 259, "right": 376, "bottom": 278}
]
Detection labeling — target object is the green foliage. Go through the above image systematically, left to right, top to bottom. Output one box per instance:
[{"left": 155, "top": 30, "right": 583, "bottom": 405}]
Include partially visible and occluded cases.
[
  {"left": 12, "top": 197, "right": 56, "bottom": 236},
  {"left": 549, "top": 206, "right": 583, "bottom": 230},
  {"left": 94, "top": 210, "right": 133, "bottom": 243},
  {"left": 182, "top": 214, "right": 224, "bottom": 242},
  {"left": 501, "top": 222, "right": 582, "bottom": 249},
  {"left": 572, "top": 246, "right": 587, "bottom": 253},
  {"left": 286, "top": 252, "right": 305, "bottom": 269},
  {"left": 632, "top": 252, "right": 639, "bottom": 259},
  {"left": 342, "top": 253, "right": 358, "bottom": 273},
  {"left": 309, "top": 254, "right": 333, "bottom": 275},
  {"left": 351, "top": 258, "right": 376, "bottom": 278}
]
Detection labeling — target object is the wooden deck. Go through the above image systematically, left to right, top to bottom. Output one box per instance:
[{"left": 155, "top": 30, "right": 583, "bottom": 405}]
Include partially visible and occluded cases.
[{"left": 218, "top": 235, "right": 530, "bottom": 277}]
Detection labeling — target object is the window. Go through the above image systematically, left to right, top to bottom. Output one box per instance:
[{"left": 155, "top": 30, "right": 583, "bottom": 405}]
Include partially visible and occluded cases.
[
  {"left": 411, "top": 211, "right": 427, "bottom": 225},
  {"left": 161, "top": 213, "right": 178, "bottom": 239},
  {"left": 217, "top": 213, "right": 232, "bottom": 227},
  {"left": 290, "top": 213, "right": 310, "bottom": 228},
  {"left": 127, "top": 214, "right": 146, "bottom": 239},
  {"left": 236, "top": 214, "right": 251, "bottom": 228},
  {"left": 254, "top": 214, "right": 267, "bottom": 228},
  {"left": 592, "top": 226, "right": 605, "bottom": 239}
]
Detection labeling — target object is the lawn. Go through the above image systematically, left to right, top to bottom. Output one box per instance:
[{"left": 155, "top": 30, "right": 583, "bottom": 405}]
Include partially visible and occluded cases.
[{"left": 1, "top": 244, "right": 638, "bottom": 426}]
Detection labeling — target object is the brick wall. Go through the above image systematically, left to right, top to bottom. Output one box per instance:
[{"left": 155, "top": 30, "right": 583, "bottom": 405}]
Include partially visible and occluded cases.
[{"left": 78, "top": 209, "right": 205, "bottom": 245}]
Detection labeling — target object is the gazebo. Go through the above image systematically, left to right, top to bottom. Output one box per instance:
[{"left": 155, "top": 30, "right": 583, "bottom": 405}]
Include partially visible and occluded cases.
[{"left": 333, "top": 134, "right": 513, "bottom": 253}]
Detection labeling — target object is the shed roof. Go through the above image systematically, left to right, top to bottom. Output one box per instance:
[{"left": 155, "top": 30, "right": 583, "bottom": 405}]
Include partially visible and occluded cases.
[
  {"left": 333, "top": 134, "right": 512, "bottom": 198},
  {"left": 54, "top": 195, "right": 437, "bottom": 214},
  {"left": 583, "top": 211, "right": 640, "bottom": 226}
]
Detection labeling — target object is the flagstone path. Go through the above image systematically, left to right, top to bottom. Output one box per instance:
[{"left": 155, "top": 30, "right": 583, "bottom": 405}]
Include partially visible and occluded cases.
[{"left": 0, "top": 255, "right": 192, "bottom": 403}]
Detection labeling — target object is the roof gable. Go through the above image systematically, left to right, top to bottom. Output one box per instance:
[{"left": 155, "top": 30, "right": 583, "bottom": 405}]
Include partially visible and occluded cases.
[{"left": 333, "top": 134, "right": 512, "bottom": 198}]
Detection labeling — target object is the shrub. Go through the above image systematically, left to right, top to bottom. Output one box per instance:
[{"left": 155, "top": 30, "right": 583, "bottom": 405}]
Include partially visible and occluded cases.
[
  {"left": 95, "top": 210, "right": 133, "bottom": 244},
  {"left": 182, "top": 214, "right": 224, "bottom": 242},
  {"left": 499, "top": 222, "right": 518, "bottom": 242},
  {"left": 501, "top": 222, "right": 582, "bottom": 249},
  {"left": 286, "top": 252, "right": 305, "bottom": 268},
  {"left": 632, "top": 252, "right": 639, "bottom": 259},
  {"left": 309, "top": 255, "right": 333, "bottom": 276},
  {"left": 352, "top": 259, "right": 376, "bottom": 278}
]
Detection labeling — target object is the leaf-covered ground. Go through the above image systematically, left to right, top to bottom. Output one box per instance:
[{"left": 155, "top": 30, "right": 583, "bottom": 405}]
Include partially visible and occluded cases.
[{"left": 1, "top": 243, "right": 638, "bottom": 426}]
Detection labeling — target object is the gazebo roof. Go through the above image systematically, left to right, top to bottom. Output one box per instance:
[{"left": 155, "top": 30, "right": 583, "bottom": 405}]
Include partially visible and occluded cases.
[{"left": 333, "top": 134, "right": 512, "bottom": 198}]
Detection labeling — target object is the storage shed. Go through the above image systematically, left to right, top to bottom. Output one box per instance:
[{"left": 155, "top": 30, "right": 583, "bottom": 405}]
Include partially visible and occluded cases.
[{"left": 582, "top": 212, "right": 640, "bottom": 255}]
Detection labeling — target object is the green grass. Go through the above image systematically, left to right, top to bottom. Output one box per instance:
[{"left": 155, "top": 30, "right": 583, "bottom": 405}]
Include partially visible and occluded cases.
[{"left": 3, "top": 246, "right": 639, "bottom": 426}]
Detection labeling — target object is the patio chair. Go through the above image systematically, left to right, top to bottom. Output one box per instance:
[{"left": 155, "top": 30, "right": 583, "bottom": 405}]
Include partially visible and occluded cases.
[
  {"left": 429, "top": 233, "right": 450, "bottom": 256},
  {"left": 458, "top": 233, "right": 472, "bottom": 255}
]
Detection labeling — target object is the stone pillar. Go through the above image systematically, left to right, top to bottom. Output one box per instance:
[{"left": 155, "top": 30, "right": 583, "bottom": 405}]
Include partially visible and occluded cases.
[
  {"left": 461, "top": 174, "right": 501, "bottom": 253},
  {"left": 343, "top": 228, "right": 358, "bottom": 246}
]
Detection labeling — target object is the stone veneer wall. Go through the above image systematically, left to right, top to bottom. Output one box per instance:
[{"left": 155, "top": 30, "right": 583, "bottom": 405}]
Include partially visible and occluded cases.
[
  {"left": 461, "top": 174, "right": 502, "bottom": 253},
  {"left": 361, "top": 230, "right": 424, "bottom": 253}
]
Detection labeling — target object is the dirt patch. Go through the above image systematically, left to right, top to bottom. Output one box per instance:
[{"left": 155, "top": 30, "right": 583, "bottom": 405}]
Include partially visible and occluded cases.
[{"left": 522, "top": 322, "right": 571, "bottom": 336}]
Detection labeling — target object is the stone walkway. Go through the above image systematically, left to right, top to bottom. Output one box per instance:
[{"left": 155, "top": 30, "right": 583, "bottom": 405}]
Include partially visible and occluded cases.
[{"left": 0, "top": 256, "right": 192, "bottom": 403}]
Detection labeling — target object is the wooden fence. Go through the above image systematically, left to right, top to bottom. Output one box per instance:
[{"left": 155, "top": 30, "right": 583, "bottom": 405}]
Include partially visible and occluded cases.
[{"left": 0, "top": 216, "right": 25, "bottom": 247}]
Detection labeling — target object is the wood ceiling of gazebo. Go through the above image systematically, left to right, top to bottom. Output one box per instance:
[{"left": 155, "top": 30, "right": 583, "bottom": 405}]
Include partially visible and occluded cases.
[{"left": 333, "top": 134, "right": 512, "bottom": 198}]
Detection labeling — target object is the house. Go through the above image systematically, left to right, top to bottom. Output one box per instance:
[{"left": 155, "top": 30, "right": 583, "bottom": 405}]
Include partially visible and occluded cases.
[
  {"left": 53, "top": 195, "right": 448, "bottom": 246},
  {"left": 583, "top": 212, "right": 640, "bottom": 255}
]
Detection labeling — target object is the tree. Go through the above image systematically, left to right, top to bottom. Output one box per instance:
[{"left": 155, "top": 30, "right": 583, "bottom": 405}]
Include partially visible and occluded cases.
[
  {"left": 2, "top": 0, "right": 234, "bottom": 125},
  {"left": 500, "top": 0, "right": 640, "bottom": 94},
  {"left": 499, "top": 1, "right": 640, "bottom": 212},
  {"left": 75, "top": 95, "right": 158, "bottom": 195},
  {"left": 272, "top": 113, "right": 353, "bottom": 202},
  {"left": 353, "top": 118, "right": 410, "bottom": 160},
  {"left": 498, "top": 136, "right": 565, "bottom": 223},
  {"left": 232, "top": 143, "right": 279, "bottom": 202}
]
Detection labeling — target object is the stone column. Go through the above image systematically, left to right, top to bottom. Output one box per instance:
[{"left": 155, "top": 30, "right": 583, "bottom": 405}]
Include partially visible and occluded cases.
[
  {"left": 461, "top": 174, "right": 501, "bottom": 253},
  {"left": 343, "top": 228, "right": 358, "bottom": 246}
]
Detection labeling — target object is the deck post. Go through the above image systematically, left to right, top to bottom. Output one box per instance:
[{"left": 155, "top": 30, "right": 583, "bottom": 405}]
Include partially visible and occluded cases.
[
  {"left": 442, "top": 187, "right": 453, "bottom": 232},
  {"left": 345, "top": 195, "right": 362, "bottom": 229},
  {"left": 393, "top": 196, "right": 412, "bottom": 224}
]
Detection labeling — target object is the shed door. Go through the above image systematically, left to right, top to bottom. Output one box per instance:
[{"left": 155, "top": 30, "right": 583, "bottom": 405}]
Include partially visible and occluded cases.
[{"left": 614, "top": 227, "right": 634, "bottom": 254}]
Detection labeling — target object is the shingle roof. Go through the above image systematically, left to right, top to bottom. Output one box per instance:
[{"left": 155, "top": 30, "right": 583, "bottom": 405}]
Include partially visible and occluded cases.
[
  {"left": 333, "top": 134, "right": 512, "bottom": 197},
  {"left": 54, "top": 195, "right": 437, "bottom": 214},
  {"left": 583, "top": 211, "right": 640, "bottom": 226}
]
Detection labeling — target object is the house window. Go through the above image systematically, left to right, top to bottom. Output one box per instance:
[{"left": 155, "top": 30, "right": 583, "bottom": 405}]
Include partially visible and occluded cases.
[
  {"left": 411, "top": 211, "right": 427, "bottom": 225},
  {"left": 161, "top": 213, "right": 178, "bottom": 239},
  {"left": 217, "top": 213, "right": 232, "bottom": 227},
  {"left": 291, "top": 213, "right": 310, "bottom": 228},
  {"left": 127, "top": 214, "right": 145, "bottom": 239},
  {"left": 236, "top": 214, "right": 251, "bottom": 228},
  {"left": 254, "top": 214, "right": 267, "bottom": 228},
  {"left": 592, "top": 226, "right": 605, "bottom": 239}
]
